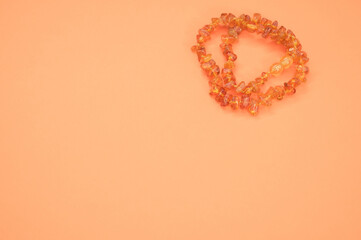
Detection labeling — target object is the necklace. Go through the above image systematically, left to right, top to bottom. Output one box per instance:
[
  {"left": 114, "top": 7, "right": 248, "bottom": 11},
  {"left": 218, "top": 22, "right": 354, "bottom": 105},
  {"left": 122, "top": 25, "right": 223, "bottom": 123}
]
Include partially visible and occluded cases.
[{"left": 191, "top": 13, "right": 309, "bottom": 115}]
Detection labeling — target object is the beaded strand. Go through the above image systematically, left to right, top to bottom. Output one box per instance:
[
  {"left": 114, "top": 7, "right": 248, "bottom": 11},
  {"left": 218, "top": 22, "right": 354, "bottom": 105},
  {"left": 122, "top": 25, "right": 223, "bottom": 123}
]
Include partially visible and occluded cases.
[{"left": 191, "top": 13, "right": 309, "bottom": 115}]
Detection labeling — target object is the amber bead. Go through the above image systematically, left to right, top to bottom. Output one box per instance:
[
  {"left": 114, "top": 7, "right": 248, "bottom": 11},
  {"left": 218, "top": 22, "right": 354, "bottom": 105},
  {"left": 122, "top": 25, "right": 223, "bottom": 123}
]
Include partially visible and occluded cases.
[
  {"left": 220, "top": 13, "right": 228, "bottom": 25},
  {"left": 226, "top": 13, "right": 236, "bottom": 25},
  {"left": 252, "top": 13, "right": 262, "bottom": 24},
  {"left": 240, "top": 14, "right": 251, "bottom": 23},
  {"left": 211, "top": 18, "right": 221, "bottom": 27},
  {"left": 261, "top": 18, "right": 272, "bottom": 26},
  {"left": 246, "top": 24, "right": 257, "bottom": 32},
  {"left": 256, "top": 24, "right": 265, "bottom": 33},
  {"left": 228, "top": 26, "right": 242, "bottom": 38},
  {"left": 262, "top": 26, "right": 272, "bottom": 38},
  {"left": 199, "top": 28, "right": 210, "bottom": 37},
  {"left": 270, "top": 29, "right": 279, "bottom": 40},
  {"left": 287, "top": 29, "right": 295, "bottom": 37},
  {"left": 197, "top": 34, "right": 208, "bottom": 43},
  {"left": 221, "top": 35, "right": 236, "bottom": 44},
  {"left": 221, "top": 43, "right": 233, "bottom": 52},
  {"left": 191, "top": 45, "right": 198, "bottom": 52},
  {"left": 196, "top": 46, "right": 206, "bottom": 61},
  {"left": 226, "top": 52, "right": 237, "bottom": 61},
  {"left": 200, "top": 54, "right": 212, "bottom": 63},
  {"left": 280, "top": 56, "right": 293, "bottom": 69},
  {"left": 299, "top": 56, "right": 309, "bottom": 64},
  {"left": 224, "top": 60, "right": 235, "bottom": 69},
  {"left": 201, "top": 62, "right": 212, "bottom": 70},
  {"left": 270, "top": 63, "right": 284, "bottom": 76},
  {"left": 208, "top": 65, "right": 220, "bottom": 77},
  {"left": 296, "top": 65, "right": 309, "bottom": 74},
  {"left": 221, "top": 68, "right": 232, "bottom": 76},
  {"left": 261, "top": 72, "right": 270, "bottom": 81},
  {"left": 295, "top": 72, "right": 306, "bottom": 82},
  {"left": 223, "top": 75, "right": 236, "bottom": 89},
  {"left": 209, "top": 76, "right": 222, "bottom": 85},
  {"left": 255, "top": 77, "right": 264, "bottom": 85},
  {"left": 288, "top": 78, "right": 301, "bottom": 88},
  {"left": 235, "top": 81, "right": 246, "bottom": 93},
  {"left": 249, "top": 81, "right": 260, "bottom": 92},
  {"left": 284, "top": 83, "right": 296, "bottom": 95},
  {"left": 209, "top": 84, "right": 221, "bottom": 95},
  {"left": 274, "top": 85, "right": 286, "bottom": 100},
  {"left": 242, "top": 86, "right": 253, "bottom": 95},
  {"left": 215, "top": 87, "right": 226, "bottom": 101},
  {"left": 265, "top": 87, "right": 276, "bottom": 99},
  {"left": 220, "top": 93, "right": 232, "bottom": 106},
  {"left": 248, "top": 93, "right": 259, "bottom": 115},
  {"left": 240, "top": 94, "right": 250, "bottom": 108},
  {"left": 259, "top": 94, "right": 272, "bottom": 106},
  {"left": 230, "top": 96, "right": 240, "bottom": 109}
]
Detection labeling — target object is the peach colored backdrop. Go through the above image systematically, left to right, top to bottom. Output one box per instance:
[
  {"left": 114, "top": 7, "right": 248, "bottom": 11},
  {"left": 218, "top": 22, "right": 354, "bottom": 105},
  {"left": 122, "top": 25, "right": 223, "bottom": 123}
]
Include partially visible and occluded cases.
[{"left": 1, "top": 0, "right": 361, "bottom": 239}]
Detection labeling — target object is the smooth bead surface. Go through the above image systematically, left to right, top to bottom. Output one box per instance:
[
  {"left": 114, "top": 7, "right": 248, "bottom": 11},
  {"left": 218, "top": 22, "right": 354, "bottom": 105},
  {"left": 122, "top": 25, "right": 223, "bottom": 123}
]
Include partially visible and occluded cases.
[{"left": 270, "top": 63, "right": 284, "bottom": 76}]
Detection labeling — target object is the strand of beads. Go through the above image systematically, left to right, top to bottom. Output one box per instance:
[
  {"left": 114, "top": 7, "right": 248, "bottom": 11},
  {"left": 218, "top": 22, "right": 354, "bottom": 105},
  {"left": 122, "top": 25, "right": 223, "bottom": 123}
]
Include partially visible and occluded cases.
[{"left": 191, "top": 13, "right": 309, "bottom": 115}]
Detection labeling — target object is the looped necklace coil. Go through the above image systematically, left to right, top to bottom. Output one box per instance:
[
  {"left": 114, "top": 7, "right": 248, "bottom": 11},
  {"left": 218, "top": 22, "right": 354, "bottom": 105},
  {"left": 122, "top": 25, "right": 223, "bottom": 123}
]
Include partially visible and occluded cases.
[{"left": 191, "top": 13, "right": 310, "bottom": 115}]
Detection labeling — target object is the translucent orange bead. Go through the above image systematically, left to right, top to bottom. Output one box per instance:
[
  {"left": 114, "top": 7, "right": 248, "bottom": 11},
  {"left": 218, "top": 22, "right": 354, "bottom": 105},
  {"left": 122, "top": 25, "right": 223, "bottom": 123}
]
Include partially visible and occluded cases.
[
  {"left": 220, "top": 13, "right": 228, "bottom": 25},
  {"left": 225, "top": 13, "right": 236, "bottom": 25},
  {"left": 252, "top": 13, "right": 262, "bottom": 24},
  {"left": 211, "top": 18, "right": 221, "bottom": 26},
  {"left": 246, "top": 24, "right": 257, "bottom": 32},
  {"left": 256, "top": 24, "right": 265, "bottom": 34},
  {"left": 232, "top": 26, "right": 243, "bottom": 37},
  {"left": 262, "top": 26, "right": 272, "bottom": 38},
  {"left": 199, "top": 28, "right": 210, "bottom": 38},
  {"left": 196, "top": 34, "right": 206, "bottom": 43},
  {"left": 221, "top": 35, "right": 236, "bottom": 44},
  {"left": 191, "top": 45, "right": 198, "bottom": 52},
  {"left": 226, "top": 52, "right": 237, "bottom": 61},
  {"left": 200, "top": 54, "right": 212, "bottom": 63},
  {"left": 280, "top": 56, "right": 293, "bottom": 69},
  {"left": 224, "top": 60, "right": 235, "bottom": 69},
  {"left": 201, "top": 62, "right": 212, "bottom": 70},
  {"left": 270, "top": 63, "right": 284, "bottom": 76},
  {"left": 207, "top": 65, "right": 220, "bottom": 77},
  {"left": 296, "top": 65, "right": 309, "bottom": 74},
  {"left": 221, "top": 68, "right": 232, "bottom": 76},
  {"left": 261, "top": 72, "right": 270, "bottom": 81},
  {"left": 223, "top": 75, "right": 236, "bottom": 89},
  {"left": 209, "top": 76, "right": 222, "bottom": 85},
  {"left": 255, "top": 77, "right": 264, "bottom": 85},
  {"left": 288, "top": 77, "right": 301, "bottom": 88},
  {"left": 235, "top": 81, "right": 246, "bottom": 93},
  {"left": 242, "top": 81, "right": 258, "bottom": 94},
  {"left": 249, "top": 81, "right": 260, "bottom": 93},
  {"left": 284, "top": 83, "right": 296, "bottom": 95},
  {"left": 209, "top": 84, "right": 220, "bottom": 95},
  {"left": 274, "top": 85, "right": 285, "bottom": 100},
  {"left": 242, "top": 86, "right": 253, "bottom": 95},
  {"left": 215, "top": 87, "right": 226, "bottom": 102},
  {"left": 265, "top": 87, "right": 276, "bottom": 99},
  {"left": 220, "top": 93, "right": 232, "bottom": 106},
  {"left": 248, "top": 93, "right": 259, "bottom": 115},
  {"left": 240, "top": 94, "right": 250, "bottom": 109},
  {"left": 259, "top": 94, "right": 272, "bottom": 106},
  {"left": 230, "top": 96, "right": 240, "bottom": 109}
]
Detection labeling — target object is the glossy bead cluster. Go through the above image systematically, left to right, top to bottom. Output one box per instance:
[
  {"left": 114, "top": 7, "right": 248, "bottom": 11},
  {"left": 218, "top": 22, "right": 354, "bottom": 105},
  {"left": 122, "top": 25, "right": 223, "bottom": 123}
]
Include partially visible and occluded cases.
[{"left": 191, "top": 13, "right": 310, "bottom": 115}]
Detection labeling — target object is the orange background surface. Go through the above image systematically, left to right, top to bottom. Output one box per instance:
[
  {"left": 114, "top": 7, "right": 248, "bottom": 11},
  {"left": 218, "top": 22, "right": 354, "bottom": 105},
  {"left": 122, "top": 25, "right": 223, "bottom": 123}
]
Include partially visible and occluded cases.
[{"left": 1, "top": 0, "right": 361, "bottom": 239}]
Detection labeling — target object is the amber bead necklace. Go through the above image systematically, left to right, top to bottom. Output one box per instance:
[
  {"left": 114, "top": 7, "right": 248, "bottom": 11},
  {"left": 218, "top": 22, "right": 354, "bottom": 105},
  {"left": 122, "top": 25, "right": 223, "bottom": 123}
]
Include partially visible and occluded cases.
[{"left": 191, "top": 13, "right": 309, "bottom": 115}]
